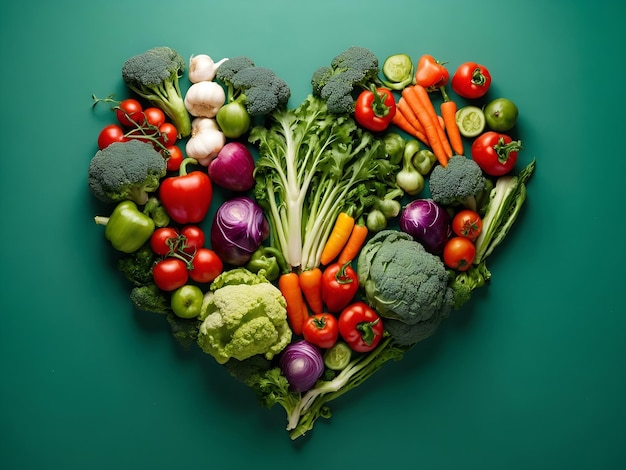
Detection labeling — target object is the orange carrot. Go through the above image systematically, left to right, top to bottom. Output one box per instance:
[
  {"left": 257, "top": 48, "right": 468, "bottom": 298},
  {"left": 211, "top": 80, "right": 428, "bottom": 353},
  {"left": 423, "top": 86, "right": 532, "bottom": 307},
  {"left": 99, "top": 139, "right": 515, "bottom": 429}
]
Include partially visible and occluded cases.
[
  {"left": 412, "top": 84, "right": 453, "bottom": 159},
  {"left": 402, "top": 85, "right": 449, "bottom": 166},
  {"left": 439, "top": 86, "right": 464, "bottom": 155},
  {"left": 393, "top": 98, "right": 429, "bottom": 145},
  {"left": 437, "top": 115, "right": 445, "bottom": 131},
  {"left": 319, "top": 212, "right": 355, "bottom": 265},
  {"left": 338, "top": 223, "right": 369, "bottom": 265},
  {"left": 299, "top": 268, "right": 323, "bottom": 314},
  {"left": 279, "top": 272, "right": 308, "bottom": 336}
]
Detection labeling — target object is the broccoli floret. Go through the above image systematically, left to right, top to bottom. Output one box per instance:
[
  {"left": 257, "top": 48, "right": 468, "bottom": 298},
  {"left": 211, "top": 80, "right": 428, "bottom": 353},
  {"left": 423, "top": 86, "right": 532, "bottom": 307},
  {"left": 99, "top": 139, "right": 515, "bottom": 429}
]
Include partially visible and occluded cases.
[
  {"left": 122, "top": 46, "right": 191, "bottom": 137},
  {"left": 311, "top": 46, "right": 381, "bottom": 114},
  {"left": 215, "top": 56, "right": 290, "bottom": 116},
  {"left": 88, "top": 140, "right": 167, "bottom": 205},
  {"left": 428, "top": 155, "right": 487, "bottom": 211},
  {"left": 357, "top": 230, "right": 453, "bottom": 345},
  {"left": 117, "top": 242, "right": 157, "bottom": 286},
  {"left": 447, "top": 262, "right": 492, "bottom": 310},
  {"left": 196, "top": 268, "right": 292, "bottom": 364},
  {"left": 130, "top": 284, "right": 172, "bottom": 315},
  {"left": 166, "top": 312, "right": 201, "bottom": 349}
]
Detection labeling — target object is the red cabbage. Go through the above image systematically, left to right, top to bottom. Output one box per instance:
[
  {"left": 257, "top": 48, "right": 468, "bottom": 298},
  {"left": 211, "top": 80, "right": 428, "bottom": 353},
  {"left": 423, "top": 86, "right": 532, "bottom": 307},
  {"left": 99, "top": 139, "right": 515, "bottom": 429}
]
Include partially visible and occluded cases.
[
  {"left": 208, "top": 142, "right": 255, "bottom": 192},
  {"left": 210, "top": 196, "right": 269, "bottom": 265},
  {"left": 399, "top": 199, "right": 451, "bottom": 253},
  {"left": 279, "top": 340, "right": 325, "bottom": 393}
]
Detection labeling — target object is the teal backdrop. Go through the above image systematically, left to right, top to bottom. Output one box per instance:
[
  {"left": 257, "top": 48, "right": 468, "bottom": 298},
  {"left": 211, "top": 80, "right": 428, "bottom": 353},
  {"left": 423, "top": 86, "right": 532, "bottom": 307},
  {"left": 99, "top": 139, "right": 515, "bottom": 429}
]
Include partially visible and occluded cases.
[{"left": 1, "top": 1, "right": 624, "bottom": 468}]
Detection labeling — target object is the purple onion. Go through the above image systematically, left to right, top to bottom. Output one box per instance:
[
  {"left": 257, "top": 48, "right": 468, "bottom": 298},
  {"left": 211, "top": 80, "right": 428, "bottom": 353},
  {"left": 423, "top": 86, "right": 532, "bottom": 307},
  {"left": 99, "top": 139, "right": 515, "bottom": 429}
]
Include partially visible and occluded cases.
[
  {"left": 208, "top": 142, "right": 255, "bottom": 192},
  {"left": 210, "top": 196, "right": 269, "bottom": 265},
  {"left": 399, "top": 199, "right": 451, "bottom": 254},
  {"left": 279, "top": 340, "right": 325, "bottom": 392}
]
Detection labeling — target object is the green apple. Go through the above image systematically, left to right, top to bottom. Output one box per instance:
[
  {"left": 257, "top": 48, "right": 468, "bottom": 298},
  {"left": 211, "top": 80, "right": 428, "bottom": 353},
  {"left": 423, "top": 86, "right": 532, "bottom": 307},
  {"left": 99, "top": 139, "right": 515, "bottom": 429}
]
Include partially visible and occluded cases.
[
  {"left": 484, "top": 98, "right": 518, "bottom": 132},
  {"left": 171, "top": 284, "right": 204, "bottom": 319}
]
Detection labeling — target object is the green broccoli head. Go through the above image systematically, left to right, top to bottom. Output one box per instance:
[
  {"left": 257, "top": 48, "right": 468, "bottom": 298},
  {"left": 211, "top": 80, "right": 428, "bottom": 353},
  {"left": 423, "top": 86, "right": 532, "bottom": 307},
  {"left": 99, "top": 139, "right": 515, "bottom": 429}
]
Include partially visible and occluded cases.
[
  {"left": 121, "top": 46, "right": 191, "bottom": 137},
  {"left": 311, "top": 46, "right": 381, "bottom": 114},
  {"left": 215, "top": 57, "right": 290, "bottom": 116},
  {"left": 88, "top": 140, "right": 167, "bottom": 206},
  {"left": 428, "top": 155, "right": 486, "bottom": 211},
  {"left": 357, "top": 230, "right": 453, "bottom": 345},
  {"left": 197, "top": 268, "right": 292, "bottom": 364},
  {"left": 129, "top": 284, "right": 172, "bottom": 315}
]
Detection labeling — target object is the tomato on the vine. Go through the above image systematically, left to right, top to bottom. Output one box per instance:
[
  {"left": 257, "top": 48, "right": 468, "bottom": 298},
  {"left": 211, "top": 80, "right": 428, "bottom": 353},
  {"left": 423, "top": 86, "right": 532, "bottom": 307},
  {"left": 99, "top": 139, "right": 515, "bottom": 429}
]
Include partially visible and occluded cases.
[
  {"left": 451, "top": 62, "right": 492, "bottom": 99},
  {"left": 116, "top": 98, "right": 144, "bottom": 127},
  {"left": 143, "top": 107, "right": 166, "bottom": 128},
  {"left": 159, "top": 122, "right": 178, "bottom": 146},
  {"left": 97, "top": 124, "right": 127, "bottom": 149},
  {"left": 471, "top": 131, "right": 523, "bottom": 176},
  {"left": 165, "top": 145, "right": 184, "bottom": 172},
  {"left": 452, "top": 209, "right": 483, "bottom": 241},
  {"left": 179, "top": 225, "right": 205, "bottom": 254},
  {"left": 150, "top": 227, "right": 179, "bottom": 256},
  {"left": 443, "top": 237, "right": 476, "bottom": 271},
  {"left": 190, "top": 248, "right": 223, "bottom": 283},
  {"left": 152, "top": 258, "right": 189, "bottom": 291},
  {"left": 302, "top": 313, "right": 339, "bottom": 349}
]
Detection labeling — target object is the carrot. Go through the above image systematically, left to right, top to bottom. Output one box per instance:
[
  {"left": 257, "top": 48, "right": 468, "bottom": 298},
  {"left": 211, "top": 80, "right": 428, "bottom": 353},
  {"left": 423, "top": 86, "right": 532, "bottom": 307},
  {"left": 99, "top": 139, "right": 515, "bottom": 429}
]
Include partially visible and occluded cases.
[
  {"left": 412, "top": 84, "right": 453, "bottom": 159},
  {"left": 402, "top": 85, "right": 449, "bottom": 166},
  {"left": 439, "top": 86, "right": 464, "bottom": 156},
  {"left": 393, "top": 98, "right": 429, "bottom": 145},
  {"left": 319, "top": 212, "right": 355, "bottom": 265},
  {"left": 338, "top": 223, "right": 369, "bottom": 265},
  {"left": 299, "top": 268, "right": 323, "bottom": 314},
  {"left": 279, "top": 272, "right": 308, "bottom": 336}
]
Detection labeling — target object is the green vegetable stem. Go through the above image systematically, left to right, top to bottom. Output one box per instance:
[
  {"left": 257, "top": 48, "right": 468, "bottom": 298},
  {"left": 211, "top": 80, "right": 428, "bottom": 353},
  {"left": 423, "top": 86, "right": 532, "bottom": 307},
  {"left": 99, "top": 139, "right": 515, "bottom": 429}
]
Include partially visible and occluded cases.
[{"left": 94, "top": 201, "right": 155, "bottom": 254}]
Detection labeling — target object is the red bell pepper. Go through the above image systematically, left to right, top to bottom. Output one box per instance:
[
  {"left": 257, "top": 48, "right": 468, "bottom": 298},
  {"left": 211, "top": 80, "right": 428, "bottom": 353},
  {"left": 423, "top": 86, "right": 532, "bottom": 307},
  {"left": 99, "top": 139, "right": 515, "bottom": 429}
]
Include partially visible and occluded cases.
[
  {"left": 415, "top": 54, "right": 449, "bottom": 90},
  {"left": 354, "top": 85, "right": 396, "bottom": 132},
  {"left": 159, "top": 157, "right": 213, "bottom": 224},
  {"left": 321, "top": 261, "right": 359, "bottom": 313},
  {"left": 338, "top": 301, "right": 384, "bottom": 353}
]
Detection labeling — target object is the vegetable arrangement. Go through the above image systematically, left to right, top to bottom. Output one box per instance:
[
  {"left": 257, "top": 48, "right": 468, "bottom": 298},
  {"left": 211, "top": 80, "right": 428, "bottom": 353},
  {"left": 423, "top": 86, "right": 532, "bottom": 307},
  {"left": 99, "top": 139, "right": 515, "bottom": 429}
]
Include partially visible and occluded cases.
[{"left": 88, "top": 46, "right": 536, "bottom": 440}]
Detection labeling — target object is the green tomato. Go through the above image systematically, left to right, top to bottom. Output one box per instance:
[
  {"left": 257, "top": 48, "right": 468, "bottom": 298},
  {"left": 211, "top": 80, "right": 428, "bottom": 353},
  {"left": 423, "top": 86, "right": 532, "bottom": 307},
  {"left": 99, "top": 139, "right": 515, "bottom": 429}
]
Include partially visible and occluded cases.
[
  {"left": 484, "top": 98, "right": 518, "bottom": 132},
  {"left": 216, "top": 101, "right": 251, "bottom": 138},
  {"left": 171, "top": 284, "right": 204, "bottom": 319}
]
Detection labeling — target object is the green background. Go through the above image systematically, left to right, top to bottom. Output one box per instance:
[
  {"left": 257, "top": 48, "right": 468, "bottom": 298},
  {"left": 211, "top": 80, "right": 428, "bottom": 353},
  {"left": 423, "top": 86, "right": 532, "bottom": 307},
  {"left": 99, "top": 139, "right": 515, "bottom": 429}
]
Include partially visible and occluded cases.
[{"left": 1, "top": 1, "right": 624, "bottom": 468}]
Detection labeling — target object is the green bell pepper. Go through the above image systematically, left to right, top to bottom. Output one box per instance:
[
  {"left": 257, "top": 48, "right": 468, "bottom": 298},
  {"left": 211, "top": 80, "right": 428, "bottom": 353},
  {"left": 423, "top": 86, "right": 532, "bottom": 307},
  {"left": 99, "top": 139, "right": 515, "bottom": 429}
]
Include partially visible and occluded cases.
[
  {"left": 383, "top": 132, "right": 406, "bottom": 166},
  {"left": 413, "top": 149, "right": 437, "bottom": 176},
  {"left": 94, "top": 201, "right": 155, "bottom": 253},
  {"left": 245, "top": 246, "right": 288, "bottom": 281}
]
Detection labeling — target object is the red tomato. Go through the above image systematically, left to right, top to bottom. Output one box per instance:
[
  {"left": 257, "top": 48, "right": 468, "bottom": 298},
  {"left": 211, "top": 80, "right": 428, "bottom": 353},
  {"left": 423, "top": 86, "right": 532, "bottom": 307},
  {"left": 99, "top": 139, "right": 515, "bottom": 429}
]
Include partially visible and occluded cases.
[
  {"left": 415, "top": 54, "right": 449, "bottom": 90},
  {"left": 451, "top": 62, "right": 492, "bottom": 99},
  {"left": 354, "top": 87, "right": 396, "bottom": 132},
  {"left": 116, "top": 99, "right": 144, "bottom": 127},
  {"left": 143, "top": 107, "right": 166, "bottom": 128},
  {"left": 159, "top": 122, "right": 178, "bottom": 146},
  {"left": 97, "top": 124, "right": 127, "bottom": 149},
  {"left": 471, "top": 131, "right": 523, "bottom": 176},
  {"left": 164, "top": 145, "right": 184, "bottom": 172},
  {"left": 452, "top": 210, "right": 483, "bottom": 241},
  {"left": 179, "top": 225, "right": 205, "bottom": 254},
  {"left": 150, "top": 227, "right": 180, "bottom": 256},
  {"left": 443, "top": 237, "right": 476, "bottom": 271},
  {"left": 190, "top": 248, "right": 223, "bottom": 283},
  {"left": 152, "top": 258, "right": 189, "bottom": 291},
  {"left": 321, "top": 262, "right": 359, "bottom": 313},
  {"left": 338, "top": 302, "right": 383, "bottom": 353},
  {"left": 302, "top": 313, "right": 339, "bottom": 349}
]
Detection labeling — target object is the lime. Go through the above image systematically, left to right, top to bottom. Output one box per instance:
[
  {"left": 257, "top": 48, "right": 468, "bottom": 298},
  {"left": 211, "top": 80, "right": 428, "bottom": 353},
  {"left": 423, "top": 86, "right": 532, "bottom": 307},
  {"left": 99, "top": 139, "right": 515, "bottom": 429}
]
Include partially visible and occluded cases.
[
  {"left": 484, "top": 97, "right": 518, "bottom": 132},
  {"left": 455, "top": 106, "right": 486, "bottom": 137}
]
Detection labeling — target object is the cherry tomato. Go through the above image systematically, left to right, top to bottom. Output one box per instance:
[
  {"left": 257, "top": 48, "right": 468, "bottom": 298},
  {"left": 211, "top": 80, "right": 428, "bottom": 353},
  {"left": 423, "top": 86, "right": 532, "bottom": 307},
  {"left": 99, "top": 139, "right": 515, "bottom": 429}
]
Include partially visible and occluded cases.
[
  {"left": 451, "top": 62, "right": 492, "bottom": 99},
  {"left": 116, "top": 98, "right": 144, "bottom": 127},
  {"left": 143, "top": 107, "right": 166, "bottom": 128},
  {"left": 159, "top": 122, "right": 178, "bottom": 146},
  {"left": 97, "top": 124, "right": 127, "bottom": 149},
  {"left": 471, "top": 131, "right": 523, "bottom": 176},
  {"left": 164, "top": 145, "right": 184, "bottom": 172},
  {"left": 452, "top": 210, "right": 483, "bottom": 241},
  {"left": 179, "top": 225, "right": 205, "bottom": 254},
  {"left": 150, "top": 227, "right": 180, "bottom": 256},
  {"left": 443, "top": 237, "right": 476, "bottom": 271},
  {"left": 189, "top": 248, "right": 223, "bottom": 283},
  {"left": 152, "top": 258, "right": 189, "bottom": 292},
  {"left": 321, "top": 262, "right": 359, "bottom": 313},
  {"left": 338, "top": 302, "right": 383, "bottom": 353},
  {"left": 302, "top": 313, "right": 339, "bottom": 349}
]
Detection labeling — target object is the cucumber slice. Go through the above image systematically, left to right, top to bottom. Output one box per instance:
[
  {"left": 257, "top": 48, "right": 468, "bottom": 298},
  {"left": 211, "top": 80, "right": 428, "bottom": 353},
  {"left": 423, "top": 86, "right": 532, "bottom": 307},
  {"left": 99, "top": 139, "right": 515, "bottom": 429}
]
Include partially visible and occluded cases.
[
  {"left": 381, "top": 54, "right": 414, "bottom": 90},
  {"left": 455, "top": 106, "right": 486, "bottom": 138},
  {"left": 323, "top": 341, "right": 352, "bottom": 371}
]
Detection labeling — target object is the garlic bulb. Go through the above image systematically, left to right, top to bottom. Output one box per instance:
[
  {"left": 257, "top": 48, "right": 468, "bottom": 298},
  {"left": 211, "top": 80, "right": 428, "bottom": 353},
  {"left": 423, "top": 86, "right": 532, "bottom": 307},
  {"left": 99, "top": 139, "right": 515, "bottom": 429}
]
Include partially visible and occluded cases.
[
  {"left": 188, "top": 54, "right": 228, "bottom": 83},
  {"left": 184, "top": 81, "right": 226, "bottom": 118},
  {"left": 186, "top": 117, "right": 226, "bottom": 166}
]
